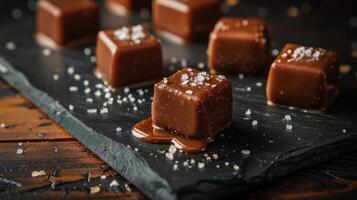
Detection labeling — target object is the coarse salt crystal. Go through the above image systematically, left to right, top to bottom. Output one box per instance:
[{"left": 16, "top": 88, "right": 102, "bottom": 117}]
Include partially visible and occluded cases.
[
  {"left": 43, "top": 48, "right": 52, "bottom": 56},
  {"left": 83, "top": 80, "right": 89, "bottom": 86},
  {"left": 69, "top": 86, "right": 78, "bottom": 92},
  {"left": 185, "top": 90, "right": 193, "bottom": 95},
  {"left": 86, "top": 98, "right": 93, "bottom": 103},
  {"left": 68, "top": 104, "right": 74, "bottom": 111},
  {"left": 87, "top": 109, "right": 97, "bottom": 114},
  {"left": 245, "top": 109, "right": 251, "bottom": 116},
  {"left": 284, "top": 115, "right": 292, "bottom": 121},
  {"left": 252, "top": 120, "right": 258, "bottom": 127},
  {"left": 286, "top": 124, "right": 293, "bottom": 130},
  {"left": 169, "top": 145, "right": 177, "bottom": 154},
  {"left": 16, "top": 148, "right": 24, "bottom": 155},
  {"left": 241, "top": 149, "right": 251, "bottom": 156},
  {"left": 165, "top": 152, "right": 174, "bottom": 160},
  {"left": 198, "top": 162, "right": 205, "bottom": 169},
  {"left": 173, "top": 164, "right": 179, "bottom": 171},
  {"left": 233, "top": 164, "right": 240, "bottom": 171},
  {"left": 32, "top": 170, "right": 46, "bottom": 177},
  {"left": 109, "top": 180, "right": 119, "bottom": 187},
  {"left": 90, "top": 186, "right": 101, "bottom": 194}
]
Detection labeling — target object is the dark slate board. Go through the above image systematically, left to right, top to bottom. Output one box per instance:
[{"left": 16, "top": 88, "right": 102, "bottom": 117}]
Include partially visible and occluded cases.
[{"left": 1, "top": 1, "right": 357, "bottom": 200}]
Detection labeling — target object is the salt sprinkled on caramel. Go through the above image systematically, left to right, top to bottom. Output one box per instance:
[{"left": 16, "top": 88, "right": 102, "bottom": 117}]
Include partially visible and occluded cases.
[
  {"left": 114, "top": 25, "right": 147, "bottom": 44},
  {"left": 287, "top": 46, "right": 326, "bottom": 62}
]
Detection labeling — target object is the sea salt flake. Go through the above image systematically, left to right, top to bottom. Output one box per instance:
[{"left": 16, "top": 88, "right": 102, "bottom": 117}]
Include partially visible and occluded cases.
[
  {"left": 6, "top": 41, "right": 16, "bottom": 50},
  {"left": 43, "top": 48, "right": 52, "bottom": 56},
  {"left": 67, "top": 67, "right": 75, "bottom": 74},
  {"left": 53, "top": 74, "right": 59, "bottom": 81},
  {"left": 74, "top": 74, "right": 81, "bottom": 81},
  {"left": 83, "top": 80, "right": 90, "bottom": 86},
  {"left": 69, "top": 86, "right": 78, "bottom": 92},
  {"left": 185, "top": 90, "right": 193, "bottom": 95},
  {"left": 68, "top": 104, "right": 74, "bottom": 111},
  {"left": 87, "top": 109, "right": 97, "bottom": 114},
  {"left": 284, "top": 115, "right": 292, "bottom": 121},
  {"left": 252, "top": 120, "right": 258, "bottom": 127},
  {"left": 286, "top": 124, "right": 293, "bottom": 130},
  {"left": 169, "top": 145, "right": 177, "bottom": 154},
  {"left": 16, "top": 148, "right": 24, "bottom": 155},
  {"left": 241, "top": 149, "right": 251, "bottom": 156},
  {"left": 165, "top": 152, "right": 174, "bottom": 160},
  {"left": 198, "top": 162, "right": 205, "bottom": 169},
  {"left": 173, "top": 164, "right": 179, "bottom": 171},
  {"left": 233, "top": 164, "right": 240, "bottom": 171},
  {"left": 32, "top": 170, "right": 46, "bottom": 177},
  {"left": 109, "top": 180, "right": 119, "bottom": 187},
  {"left": 90, "top": 186, "right": 101, "bottom": 194}
]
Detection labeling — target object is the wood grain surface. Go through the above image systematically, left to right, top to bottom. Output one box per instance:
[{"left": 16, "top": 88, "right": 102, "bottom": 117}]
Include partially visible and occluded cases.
[{"left": 1, "top": 80, "right": 356, "bottom": 200}]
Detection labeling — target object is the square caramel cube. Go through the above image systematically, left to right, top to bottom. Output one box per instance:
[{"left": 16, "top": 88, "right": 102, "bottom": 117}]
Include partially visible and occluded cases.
[
  {"left": 36, "top": 0, "right": 99, "bottom": 48},
  {"left": 106, "top": 0, "right": 152, "bottom": 15},
  {"left": 153, "top": 0, "right": 221, "bottom": 41},
  {"left": 208, "top": 17, "right": 272, "bottom": 74},
  {"left": 96, "top": 25, "right": 163, "bottom": 87},
  {"left": 266, "top": 43, "right": 340, "bottom": 111},
  {"left": 152, "top": 68, "right": 233, "bottom": 139}
]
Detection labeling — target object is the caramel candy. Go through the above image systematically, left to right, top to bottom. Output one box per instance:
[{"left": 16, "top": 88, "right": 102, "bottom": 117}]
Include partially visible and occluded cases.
[
  {"left": 36, "top": 0, "right": 99, "bottom": 48},
  {"left": 106, "top": 0, "right": 152, "bottom": 15},
  {"left": 153, "top": 0, "right": 221, "bottom": 42},
  {"left": 208, "top": 17, "right": 272, "bottom": 74},
  {"left": 96, "top": 25, "right": 163, "bottom": 87},
  {"left": 266, "top": 43, "right": 340, "bottom": 111},
  {"left": 152, "top": 68, "right": 233, "bottom": 139}
]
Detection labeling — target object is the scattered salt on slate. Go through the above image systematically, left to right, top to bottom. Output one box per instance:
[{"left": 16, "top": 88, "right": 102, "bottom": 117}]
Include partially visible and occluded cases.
[{"left": 109, "top": 180, "right": 119, "bottom": 187}]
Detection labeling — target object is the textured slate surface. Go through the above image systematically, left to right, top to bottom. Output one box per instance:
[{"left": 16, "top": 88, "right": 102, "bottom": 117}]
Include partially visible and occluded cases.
[{"left": 1, "top": 1, "right": 357, "bottom": 200}]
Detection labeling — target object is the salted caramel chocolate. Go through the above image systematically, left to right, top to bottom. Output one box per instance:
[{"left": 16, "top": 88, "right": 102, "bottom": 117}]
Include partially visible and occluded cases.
[
  {"left": 36, "top": 0, "right": 99, "bottom": 48},
  {"left": 106, "top": 0, "right": 152, "bottom": 15},
  {"left": 153, "top": 0, "right": 221, "bottom": 42},
  {"left": 208, "top": 17, "right": 272, "bottom": 74},
  {"left": 96, "top": 25, "right": 163, "bottom": 87},
  {"left": 266, "top": 43, "right": 340, "bottom": 111},
  {"left": 152, "top": 68, "right": 232, "bottom": 139}
]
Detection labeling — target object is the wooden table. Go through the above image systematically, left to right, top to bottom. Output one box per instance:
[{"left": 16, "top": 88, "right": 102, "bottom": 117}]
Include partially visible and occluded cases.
[{"left": 1, "top": 80, "right": 356, "bottom": 200}]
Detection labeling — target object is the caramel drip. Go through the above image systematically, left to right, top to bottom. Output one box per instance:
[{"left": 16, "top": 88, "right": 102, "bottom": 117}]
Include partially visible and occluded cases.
[{"left": 132, "top": 118, "right": 208, "bottom": 153}]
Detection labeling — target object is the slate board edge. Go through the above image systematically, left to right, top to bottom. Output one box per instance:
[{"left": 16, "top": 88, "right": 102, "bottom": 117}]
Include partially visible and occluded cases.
[{"left": 0, "top": 56, "right": 177, "bottom": 200}]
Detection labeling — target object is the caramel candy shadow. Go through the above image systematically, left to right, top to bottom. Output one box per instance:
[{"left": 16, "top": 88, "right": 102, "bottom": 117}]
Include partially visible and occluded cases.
[{"left": 132, "top": 118, "right": 208, "bottom": 153}]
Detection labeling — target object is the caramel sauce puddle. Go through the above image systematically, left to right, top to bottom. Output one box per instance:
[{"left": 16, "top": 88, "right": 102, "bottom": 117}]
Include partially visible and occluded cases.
[{"left": 132, "top": 118, "right": 208, "bottom": 153}]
